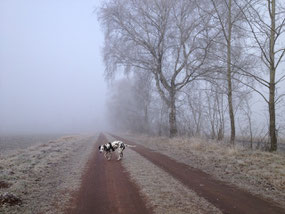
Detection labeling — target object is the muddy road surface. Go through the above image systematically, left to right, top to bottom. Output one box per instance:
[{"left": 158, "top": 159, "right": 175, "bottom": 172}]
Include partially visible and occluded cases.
[{"left": 66, "top": 133, "right": 152, "bottom": 214}]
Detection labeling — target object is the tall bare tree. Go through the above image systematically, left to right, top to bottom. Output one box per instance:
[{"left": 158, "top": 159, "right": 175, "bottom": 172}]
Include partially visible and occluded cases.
[
  {"left": 99, "top": 0, "right": 216, "bottom": 137},
  {"left": 205, "top": 0, "right": 251, "bottom": 145},
  {"left": 209, "top": 0, "right": 236, "bottom": 144},
  {"left": 234, "top": 0, "right": 285, "bottom": 151}
]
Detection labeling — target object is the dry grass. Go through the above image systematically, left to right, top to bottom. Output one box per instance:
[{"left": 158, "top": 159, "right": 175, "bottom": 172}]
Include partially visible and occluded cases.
[
  {"left": 0, "top": 134, "right": 97, "bottom": 214},
  {"left": 124, "top": 134, "right": 285, "bottom": 209}
]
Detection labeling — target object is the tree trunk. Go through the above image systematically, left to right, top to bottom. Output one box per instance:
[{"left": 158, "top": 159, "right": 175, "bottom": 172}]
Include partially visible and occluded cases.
[
  {"left": 227, "top": 0, "right": 235, "bottom": 146},
  {"left": 269, "top": 0, "right": 277, "bottom": 152},
  {"left": 269, "top": 83, "right": 277, "bottom": 151},
  {"left": 228, "top": 88, "right": 235, "bottom": 145},
  {"left": 169, "top": 91, "right": 177, "bottom": 138},
  {"left": 144, "top": 104, "right": 149, "bottom": 133},
  {"left": 248, "top": 114, "right": 253, "bottom": 149},
  {"left": 211, "top": 122, "right": 216, "bottom": 139},
  {"left": 217, "top": 125, "right": 224, "bottom": 141}
]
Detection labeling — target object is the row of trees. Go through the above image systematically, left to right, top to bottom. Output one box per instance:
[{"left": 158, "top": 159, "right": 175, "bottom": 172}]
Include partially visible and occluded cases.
[{"left": 99, "top": 0, "right": 285, "bottom": 151}]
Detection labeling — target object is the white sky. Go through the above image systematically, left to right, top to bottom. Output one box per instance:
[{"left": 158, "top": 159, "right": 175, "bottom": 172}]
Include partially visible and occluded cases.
[{"left": 0, "top": 0, "right": 107, "bottom": 134}]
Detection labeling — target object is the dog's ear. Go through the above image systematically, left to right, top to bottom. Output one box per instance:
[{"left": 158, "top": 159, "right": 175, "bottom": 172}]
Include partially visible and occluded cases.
[{"left": 98, "top": 146, "right": 101, "bottom": 150}]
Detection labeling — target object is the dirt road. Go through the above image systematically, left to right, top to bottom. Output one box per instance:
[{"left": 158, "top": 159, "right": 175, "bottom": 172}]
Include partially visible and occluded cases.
[
  {"left": 66, "top": 133, "right": 152, "bottom": 214},
  {"left": 66, "top": 133, "right": 285, "bottom": 214},
  {"left": 111, "top": 134, "right": 285, "bottom": 214}
]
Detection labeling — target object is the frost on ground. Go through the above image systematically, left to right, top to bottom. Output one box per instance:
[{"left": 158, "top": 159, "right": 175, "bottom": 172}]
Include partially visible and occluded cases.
[
  {"left": 0, "top": 134, "right": 97, "bottom": 214},
  {"left": 105, "top": 134, "right": 221, "bottom": 214},
  {"left": 123, "top": 134, "right": 285, "bottom": 209},
  {"left": 0, "top": 135, "right": 61, "bottom": 157},
  {"left": 121, "top": 149, "right": 222, "bottom": 214}
]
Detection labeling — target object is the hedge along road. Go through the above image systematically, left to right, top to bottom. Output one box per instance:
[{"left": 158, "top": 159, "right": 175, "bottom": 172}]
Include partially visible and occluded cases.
[
  {"left": 66, "top": 133, "right": 152, "bottom": 214},
  {"left": 111, "top": 134, "right": 285, "bottom": 214}
]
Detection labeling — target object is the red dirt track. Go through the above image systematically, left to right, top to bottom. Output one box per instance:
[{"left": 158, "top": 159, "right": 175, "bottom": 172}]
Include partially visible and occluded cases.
[
  {"left": 66, "top": 133, "right": 152, "bottom": 214},
  {"left": 111, "top": 134, "right": 285, "bottom": 214}
]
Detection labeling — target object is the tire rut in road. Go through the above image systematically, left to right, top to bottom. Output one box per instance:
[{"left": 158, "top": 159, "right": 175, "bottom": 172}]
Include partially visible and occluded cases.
[
  {"left": 66, "top": 133, "right": 152, "bottom": 214},
  {"left": 111, "top": 134, "right": 285, "bottom": 214}
]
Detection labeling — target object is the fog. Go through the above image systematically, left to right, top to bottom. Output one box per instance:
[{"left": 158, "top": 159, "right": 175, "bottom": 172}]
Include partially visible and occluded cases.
[
  {"left": 0, "top": 0, "right": 107, "bottom": 134},
  {"left": 1, "top": 0, "right": 284, "bottom": 138}
]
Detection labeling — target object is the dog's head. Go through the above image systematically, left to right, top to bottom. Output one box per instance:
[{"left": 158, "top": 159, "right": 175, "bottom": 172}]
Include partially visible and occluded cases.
[
  {"left": 99, "top": 142, "right": 113, "bottom": 153},
  {"left": 98, "top": 145, "right": 105, "bottom": 153}
]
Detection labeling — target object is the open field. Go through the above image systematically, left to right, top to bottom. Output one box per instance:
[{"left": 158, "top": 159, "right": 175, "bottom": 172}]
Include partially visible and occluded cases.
[
  {"left": 0, "top": 134, "right": 97, "bottom": 214},
  {"left": 0, "top": 134, "right": 62, "bottom": 156}
]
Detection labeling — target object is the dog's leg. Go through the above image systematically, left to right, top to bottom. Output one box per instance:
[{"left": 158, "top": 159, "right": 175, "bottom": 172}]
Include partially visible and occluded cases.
[
  {"left": 117, "top": 149, "right": 123, "bottom": 160},
  {"left": 104, "top": 152, "right": 112, "bottom": 160}
]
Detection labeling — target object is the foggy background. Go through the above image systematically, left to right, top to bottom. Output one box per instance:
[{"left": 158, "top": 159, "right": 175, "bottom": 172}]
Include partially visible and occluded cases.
[
  {"left": 0, "top": 0, "right": 106, "bottom": 134},
  {"left": 0, "top": 0, "right": 284, "bottom": 140}
]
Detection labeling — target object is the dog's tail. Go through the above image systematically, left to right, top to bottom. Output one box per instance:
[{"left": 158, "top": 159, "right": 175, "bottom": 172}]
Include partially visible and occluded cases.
[{"left": 125, "top": 144, "right": 136, "bottom": 148}]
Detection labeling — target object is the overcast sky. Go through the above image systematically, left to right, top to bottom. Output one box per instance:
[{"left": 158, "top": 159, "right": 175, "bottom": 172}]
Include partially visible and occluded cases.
[{"left": 0, "top": 0, "right": 107, "bottom": 134}]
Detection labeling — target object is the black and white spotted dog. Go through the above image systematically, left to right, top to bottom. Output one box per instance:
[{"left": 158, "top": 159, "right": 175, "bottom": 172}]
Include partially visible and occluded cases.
[{"left": 98, "top": 141, "right": 135, "bottom": 160}]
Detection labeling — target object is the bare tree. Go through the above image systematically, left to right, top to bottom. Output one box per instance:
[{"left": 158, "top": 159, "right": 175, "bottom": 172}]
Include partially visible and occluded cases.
[
  {"left": 99, "top": 0, "right": 216, "bottom": 137},
  {"left": 204, "top": 0, "right": 251, "bottom": 145},
  {"left": 234, "top": 0, "right": 285, "bottom": 151},
  {"left": 178, "top": 84, "right": 205, "bottom": 137},
  {"left": 204, "top": 84, "right": 226, "bottom": 140},
  {"left": 186, "top": 89, "right": 204, "bottom": 136},
  {"left": 239, "top": 95, "right": 254, "bottom": 149},
  {"left": 155, "top": 96, "right": 169, "bottom": 136}
]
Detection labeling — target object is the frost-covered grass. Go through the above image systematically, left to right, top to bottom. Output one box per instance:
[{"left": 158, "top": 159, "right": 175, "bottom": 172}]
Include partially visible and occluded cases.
[
  {"left": 0, "top": 134, "right": 97, "bottom": 214},
  {"left": 0, "top": 134, "right": 61, "bottom": 157},
  {"left": 105, "top": 134, "right": 221, "bottom": 214},
  {"left": 123, "top": 134, "right": 285, "bottom": 209},
  {"left": 121, "top": 149, "right": 222, "bottom": 214}
]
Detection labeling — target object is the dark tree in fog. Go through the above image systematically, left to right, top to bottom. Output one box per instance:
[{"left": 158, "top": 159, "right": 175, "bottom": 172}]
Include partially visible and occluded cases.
[
  {"left": 99, "top": 0, "right": 216, "bottom": 137},
  {"left": 133, "top": 72, "right": 153, "bottom": 133},
  {"left": 107, "top": 78, "right": 151, "bottom": 133}
]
